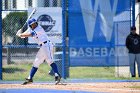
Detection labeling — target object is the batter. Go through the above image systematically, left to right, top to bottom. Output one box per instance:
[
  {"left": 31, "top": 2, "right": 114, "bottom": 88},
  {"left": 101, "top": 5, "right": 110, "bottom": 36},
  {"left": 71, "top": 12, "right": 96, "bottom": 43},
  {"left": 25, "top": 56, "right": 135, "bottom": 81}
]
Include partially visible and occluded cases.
[{"left": 16, "top": 18, "right": 61, "bottom": 85}]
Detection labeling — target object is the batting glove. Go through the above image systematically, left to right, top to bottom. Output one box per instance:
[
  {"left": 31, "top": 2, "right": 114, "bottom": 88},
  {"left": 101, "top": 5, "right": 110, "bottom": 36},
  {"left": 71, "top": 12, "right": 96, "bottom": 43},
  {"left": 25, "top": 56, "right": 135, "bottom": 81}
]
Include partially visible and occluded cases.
[{"left": 16, "top": 29, "right": 22, "bottom": 37}]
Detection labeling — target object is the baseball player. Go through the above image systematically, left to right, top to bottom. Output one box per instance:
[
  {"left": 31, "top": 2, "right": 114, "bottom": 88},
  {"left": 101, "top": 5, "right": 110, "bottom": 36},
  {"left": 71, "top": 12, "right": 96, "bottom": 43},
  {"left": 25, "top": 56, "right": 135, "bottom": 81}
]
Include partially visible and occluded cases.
[{"left": 16, "top": 18, "right": 61, "bottom": 85}]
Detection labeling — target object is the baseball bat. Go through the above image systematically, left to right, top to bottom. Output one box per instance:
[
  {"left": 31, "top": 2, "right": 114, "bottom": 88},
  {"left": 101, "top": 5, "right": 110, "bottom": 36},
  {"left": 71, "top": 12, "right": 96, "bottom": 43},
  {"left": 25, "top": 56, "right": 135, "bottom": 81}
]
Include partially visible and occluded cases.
[{"left": 21, "top": 8, "right": 37, "bottom": 31}]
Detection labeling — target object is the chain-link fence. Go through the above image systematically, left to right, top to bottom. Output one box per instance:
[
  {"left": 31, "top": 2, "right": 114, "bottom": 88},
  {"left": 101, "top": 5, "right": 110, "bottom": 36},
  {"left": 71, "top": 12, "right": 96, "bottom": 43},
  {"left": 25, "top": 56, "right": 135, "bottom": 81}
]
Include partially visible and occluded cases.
[
  {"left": 2, "top": 0, "right": 66, "bottom": 81},
  {"left": 2, "top": 0, "right": 139, "bottom": 82},
  {"left": 2, "top": 0, "right": 62, "bottom": 10},
  {"left": 67, "top": 0, "right": 136, "bottom": 80}
]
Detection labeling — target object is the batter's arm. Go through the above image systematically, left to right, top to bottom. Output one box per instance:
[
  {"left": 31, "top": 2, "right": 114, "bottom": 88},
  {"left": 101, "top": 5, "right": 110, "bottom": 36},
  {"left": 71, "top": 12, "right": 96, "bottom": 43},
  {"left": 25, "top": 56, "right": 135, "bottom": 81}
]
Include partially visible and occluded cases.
[
  {"left": 16, "top": 29, "right": 32, "bottom": 38},
  {"left": 20, "top": 32, "right": 32, "bottom": 37}
]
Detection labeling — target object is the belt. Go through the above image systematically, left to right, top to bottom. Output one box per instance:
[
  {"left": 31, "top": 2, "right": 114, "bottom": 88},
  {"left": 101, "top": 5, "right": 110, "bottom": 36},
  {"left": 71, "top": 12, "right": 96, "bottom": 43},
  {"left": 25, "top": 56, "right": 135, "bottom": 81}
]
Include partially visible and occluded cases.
[{"left": 40, "top": 41, "right": 50, "bottom": 46}]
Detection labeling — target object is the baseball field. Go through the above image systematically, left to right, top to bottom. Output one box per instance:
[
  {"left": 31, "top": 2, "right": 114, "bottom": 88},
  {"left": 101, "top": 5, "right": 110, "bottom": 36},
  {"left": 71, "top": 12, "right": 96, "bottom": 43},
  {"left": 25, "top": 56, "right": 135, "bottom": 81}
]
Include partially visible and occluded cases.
[
  {"left": 1, "top": 0, "right": 140, "bottom": 92},
  {"left": 1, "top": 64, "right": 140, "bottom": 93},
  {"left": 0, "top": 80, "right": 140, "bottom": 93}
]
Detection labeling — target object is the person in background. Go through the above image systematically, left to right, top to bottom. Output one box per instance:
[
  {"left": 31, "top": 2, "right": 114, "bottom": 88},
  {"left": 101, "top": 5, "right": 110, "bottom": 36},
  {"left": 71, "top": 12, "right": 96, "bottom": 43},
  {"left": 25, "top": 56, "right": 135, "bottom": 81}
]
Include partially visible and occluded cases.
[{"left": 126, "top": 26, "right": 140, "bottom": 77}]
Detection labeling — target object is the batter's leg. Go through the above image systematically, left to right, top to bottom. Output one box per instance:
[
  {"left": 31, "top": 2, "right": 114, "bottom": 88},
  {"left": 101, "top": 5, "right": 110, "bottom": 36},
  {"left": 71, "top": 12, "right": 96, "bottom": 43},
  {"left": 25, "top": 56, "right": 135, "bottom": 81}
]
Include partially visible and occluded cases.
[
  {"left": 43, "top": 44, "right": 61, "bottom": 84},
  {"left": 22, "top": 47, "right": 45, "bottom": 85},
  {"left": 50, "top": 62, "right": 61, "bottom": 85}
]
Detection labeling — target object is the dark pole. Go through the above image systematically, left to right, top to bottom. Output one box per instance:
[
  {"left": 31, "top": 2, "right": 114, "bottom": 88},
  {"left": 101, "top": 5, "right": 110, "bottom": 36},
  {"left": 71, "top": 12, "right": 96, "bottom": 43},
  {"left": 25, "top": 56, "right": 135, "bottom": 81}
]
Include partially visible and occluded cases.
[
  {"left": 62, "top": 0, "right": 66, "bottom": 79},
  {"left": 132, "top": 0, "right": 135, "bottom": 27},
  {"left": 139, "top": 0, "right": 140, "bottom": 35},
  {"left": 0, "top": 1, "right": 2, "bottom": 80}
]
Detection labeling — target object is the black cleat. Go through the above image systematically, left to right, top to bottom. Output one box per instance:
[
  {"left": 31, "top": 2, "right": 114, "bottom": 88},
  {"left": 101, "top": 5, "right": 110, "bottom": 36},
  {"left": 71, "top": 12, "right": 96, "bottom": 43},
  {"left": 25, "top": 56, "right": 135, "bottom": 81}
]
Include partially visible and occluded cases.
[
  {"left": 55, "top": 76, "right": 61, "bottom": 85},
  {"left": 22, "top": 78, "right": 33, "bottom": 85}
]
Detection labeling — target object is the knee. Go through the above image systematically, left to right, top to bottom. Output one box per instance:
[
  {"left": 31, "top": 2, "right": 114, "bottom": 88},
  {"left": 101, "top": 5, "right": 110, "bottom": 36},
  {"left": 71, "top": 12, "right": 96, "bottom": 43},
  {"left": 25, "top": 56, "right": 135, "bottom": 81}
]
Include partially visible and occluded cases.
[
  {"left": 46, "top": 59, "right": 53, "bottom": 65},
  {"left": 33, "top": 61, "right": 41, "bottom": 68},
  {"left": 48, "top": 61, "right": 54, "bottom": 66},
  {"left": 33, "top": 63, "right": 40, "bottom": 68}
]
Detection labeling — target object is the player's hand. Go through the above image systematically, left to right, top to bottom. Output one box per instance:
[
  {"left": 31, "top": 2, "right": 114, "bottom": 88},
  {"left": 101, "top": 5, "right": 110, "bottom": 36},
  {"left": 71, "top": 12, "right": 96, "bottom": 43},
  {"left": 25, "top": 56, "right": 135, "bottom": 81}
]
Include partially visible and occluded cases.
[{"left": 16, "top": 29, "right": 22, "bottom": 37}]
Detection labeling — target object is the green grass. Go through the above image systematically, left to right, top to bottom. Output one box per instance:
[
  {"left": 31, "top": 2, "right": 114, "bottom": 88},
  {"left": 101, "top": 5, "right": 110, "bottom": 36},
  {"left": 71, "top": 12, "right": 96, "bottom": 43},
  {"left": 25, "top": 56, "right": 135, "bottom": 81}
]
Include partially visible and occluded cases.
[
  {"left": 2, "top": 63, "right": 137, "bottom": 81},
  {"left": 3, "top": 63, "right": 53, "bottom": 81},
  {"left": 70, "top": 67, "right": 115, "bottom": 79}
]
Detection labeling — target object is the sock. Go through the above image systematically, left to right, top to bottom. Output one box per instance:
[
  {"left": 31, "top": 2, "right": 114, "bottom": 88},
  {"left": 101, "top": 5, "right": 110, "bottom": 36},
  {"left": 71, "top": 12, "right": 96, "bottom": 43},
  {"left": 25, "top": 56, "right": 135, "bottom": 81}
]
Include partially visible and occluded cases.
[
  {"left": 50, "top": 63, "right": 59, "bottom": 76},
  {"left": 29, "top": 67, "right": 38, "bottom": 79}
]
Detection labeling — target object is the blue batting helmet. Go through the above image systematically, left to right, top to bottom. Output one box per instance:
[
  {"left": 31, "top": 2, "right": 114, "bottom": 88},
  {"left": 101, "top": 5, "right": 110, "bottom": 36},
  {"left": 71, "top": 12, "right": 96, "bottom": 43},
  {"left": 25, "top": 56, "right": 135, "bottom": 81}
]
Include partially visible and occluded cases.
[{"left": 27, "top": 18, "right": 37, "bottom": 26}]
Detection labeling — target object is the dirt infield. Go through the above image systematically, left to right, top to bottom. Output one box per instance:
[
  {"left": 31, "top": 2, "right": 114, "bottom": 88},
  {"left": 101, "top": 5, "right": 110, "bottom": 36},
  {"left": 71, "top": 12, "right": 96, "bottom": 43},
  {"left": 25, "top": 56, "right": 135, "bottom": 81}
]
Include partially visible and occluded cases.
[{"left": 0, "top": 82, "right": 140, "bottom": 93}]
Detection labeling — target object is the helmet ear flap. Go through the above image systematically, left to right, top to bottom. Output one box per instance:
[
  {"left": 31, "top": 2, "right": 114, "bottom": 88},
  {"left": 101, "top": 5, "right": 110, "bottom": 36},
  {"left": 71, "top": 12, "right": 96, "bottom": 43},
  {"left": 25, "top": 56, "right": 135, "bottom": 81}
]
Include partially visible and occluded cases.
[
  {"left": 29, "top": 22, "right": 38, "bottom": 29},
  {"left": 36, "top": 22, "right": 38, "bottom": 26},
  {"left": 29, "top": 25, "right": 32, "bottom": 28}
]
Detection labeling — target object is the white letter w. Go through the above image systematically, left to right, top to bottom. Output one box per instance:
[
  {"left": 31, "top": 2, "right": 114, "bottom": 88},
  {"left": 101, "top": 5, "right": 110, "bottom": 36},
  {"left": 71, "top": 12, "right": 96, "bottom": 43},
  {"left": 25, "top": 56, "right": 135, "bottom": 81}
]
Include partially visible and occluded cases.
[{"left": 80, "top": 0, "right": 118, "bottom": 42}]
